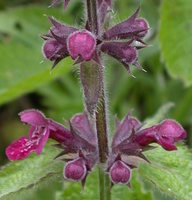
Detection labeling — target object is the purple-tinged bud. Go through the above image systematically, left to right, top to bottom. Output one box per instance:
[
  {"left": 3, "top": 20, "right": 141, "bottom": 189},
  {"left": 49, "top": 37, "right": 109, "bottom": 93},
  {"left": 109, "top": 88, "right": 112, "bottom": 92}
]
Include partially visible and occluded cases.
[
  {"left": 103, "top": 8, "right": 140, "bottom": 40},
  {"left": 134, "top": 18, "right": 149, "bottom": 37},
  {"left": 67, "top": 30, "right": 96, "bottom": 61},
  {"left": 42, "top": 40, "right": 59, "bottom": 60},
  {"left": 42, "top": 40, "right": 68, "bottom": 62},
  {"left": 101, "top": 41, "right": 139, "bottom": 72},
  {"left": 122, "top": 47, "right": 138, "bottom": 64},
  {"left": 64, "top": 158, "right": 87, "bottom": 181},
  {"left": 109, "top": 160, "right": 131, "bottom": 184}
]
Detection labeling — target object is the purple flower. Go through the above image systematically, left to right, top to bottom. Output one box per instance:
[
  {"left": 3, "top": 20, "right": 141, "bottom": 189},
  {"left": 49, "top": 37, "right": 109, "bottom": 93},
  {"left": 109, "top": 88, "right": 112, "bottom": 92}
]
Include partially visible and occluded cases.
[
  {"left": 42, "top": 8, "right": 149, "bottom": 74},
  {"left": 6, "top": 109, "right": 71, "bottom": 160},
  {"left": 6, "top": 109, "right": 187, "bottom": 186},
  {"left": 6, "top": 110, "right": 98, "bottom": 164},
  {"left": 106, "top": 113, "right": 187, "bottom": 186},
  {"left": 112, "top": 115, "right": 186, "bottom": 153},
  {"left": 135, "top": 120, "right": 187, "bottom": 151}
]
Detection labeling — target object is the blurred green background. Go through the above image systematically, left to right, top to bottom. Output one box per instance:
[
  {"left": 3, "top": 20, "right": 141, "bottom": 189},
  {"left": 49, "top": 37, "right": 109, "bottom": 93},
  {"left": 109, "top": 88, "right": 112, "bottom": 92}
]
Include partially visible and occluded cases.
[{"left": 0, "top": 0, "right": 192, "bottom": 199}]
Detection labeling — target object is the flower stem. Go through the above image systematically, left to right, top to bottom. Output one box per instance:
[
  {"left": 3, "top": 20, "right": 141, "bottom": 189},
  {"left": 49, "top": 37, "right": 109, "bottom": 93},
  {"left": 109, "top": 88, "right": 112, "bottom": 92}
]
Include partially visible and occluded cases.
[
  {"left": 86, "top": 0, "right": 99, "bottom": 34},
  {"left": 85, "top": 1, "right": 111, "bottom": 199},
  {"left": 96, "top": 66, "right": 111, "bottom": 200},
  {"left": 96, "top": 72, "right": 109, "bottom": 163},
  {"left": 98, "top": 165, "right": 105, "bottom": 200},
  {"left": 104, "top": 173, "right": 111, "bottom": 200}
]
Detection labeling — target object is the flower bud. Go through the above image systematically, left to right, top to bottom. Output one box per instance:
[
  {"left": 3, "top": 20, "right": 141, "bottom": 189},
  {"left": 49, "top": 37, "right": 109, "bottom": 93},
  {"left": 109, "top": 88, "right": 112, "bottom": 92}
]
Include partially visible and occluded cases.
[
  {"left": 135, "top": 18, "right": 149, "bottom": 37},
  {"left": 67, "top": 30, "right": 96, "bottom": 61},
  {"left": 42, "top": 40, "right": 61, "bottom": 61},
  {"left": 101, "top": 42, "right": 138, "bottom": 72},
  {"left": 122, "top": 47, "right": 138, "bottom": 64},
  {"left": 64, "top": 158, "right": 87, "bottom": 181},
  {"left": 109, "top": 160, "right": 131, "bottom": 184}
]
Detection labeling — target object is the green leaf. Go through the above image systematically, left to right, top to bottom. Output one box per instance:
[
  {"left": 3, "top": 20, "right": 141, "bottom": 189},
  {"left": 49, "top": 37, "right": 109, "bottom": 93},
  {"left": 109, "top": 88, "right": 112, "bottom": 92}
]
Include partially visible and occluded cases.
[
  {"left": 159, "top": 0, "right": 192, "bottom": 86},
  {"left": 0, "top": 6, "right": 73, "bottom": 105},
  {"left": 0, "top": 141, "right": 63, "bottom": 199},
  {"left": 139, "top": 145, "right": 192, "bottom": 200},
  {"left": 2, "top": 174, "right": 63, "bottom": 200}
]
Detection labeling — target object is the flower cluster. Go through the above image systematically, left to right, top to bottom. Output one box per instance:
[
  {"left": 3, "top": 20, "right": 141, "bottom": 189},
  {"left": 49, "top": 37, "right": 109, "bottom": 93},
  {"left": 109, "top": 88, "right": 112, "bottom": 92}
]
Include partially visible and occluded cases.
[
  {"left": 5, "top": 0, "right": 187, "bottom": 191},
  {"left": 42, "top": 5, "right": 148, "bottom": 74},
  {"left": 6, "top": 110, "right": 186, "bottom": 186}
]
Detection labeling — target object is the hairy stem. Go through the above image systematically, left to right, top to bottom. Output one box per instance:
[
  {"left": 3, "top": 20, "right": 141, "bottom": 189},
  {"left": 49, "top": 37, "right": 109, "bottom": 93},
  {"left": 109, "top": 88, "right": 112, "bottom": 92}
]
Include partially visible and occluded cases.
[
  {"left": 86, "top": 0, "right": 99, "bottom": 34},
  {"left": 85, "top": 1, "right": 110, "bottom": 199},
  {"left": 96, "top": 66, "right": 111, "bottom": 200},
  {"left": 96, "top": 72, "right": 109, "bottom": 163}
]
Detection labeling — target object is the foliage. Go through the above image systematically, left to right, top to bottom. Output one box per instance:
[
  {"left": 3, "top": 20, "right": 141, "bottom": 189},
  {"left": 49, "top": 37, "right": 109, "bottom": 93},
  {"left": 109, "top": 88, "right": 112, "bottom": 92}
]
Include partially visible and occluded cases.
[{"left": 159, "top": 0, "right": 192, "bottom": 86}]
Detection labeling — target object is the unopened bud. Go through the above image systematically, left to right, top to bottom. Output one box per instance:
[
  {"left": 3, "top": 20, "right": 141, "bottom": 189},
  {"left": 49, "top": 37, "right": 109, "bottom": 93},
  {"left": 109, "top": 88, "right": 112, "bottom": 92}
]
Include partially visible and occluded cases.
[
  {"left": 135, "top": 18, "right": 149, "bottom": 37},
  {"left": 67, "top": 30, "right": 96, "bottom": 61},
  {"left": 42, "top": 40, "right": 60, "bottom": 61},
  {"left": 122, "top": 47, "right": 137, "bottom": 64},
  {"left": 64, "top": 158, "right": 87, "bottom": 181},
  {"left": 109, "top": 160, "right": 131, "bottom": 184}
]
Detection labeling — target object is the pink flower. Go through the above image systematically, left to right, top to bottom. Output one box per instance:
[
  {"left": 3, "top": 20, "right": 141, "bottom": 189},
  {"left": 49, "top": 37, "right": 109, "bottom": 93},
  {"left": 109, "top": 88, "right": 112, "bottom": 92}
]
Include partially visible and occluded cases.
[
  {"left": 6, "top": 109, "right": 71, "bottom": 160},
  {"left": 6, "top": 110, "right": 97, "bottom": 162},
  {"left": 135, "top": 120, "right": 187, "bottom": 151}
]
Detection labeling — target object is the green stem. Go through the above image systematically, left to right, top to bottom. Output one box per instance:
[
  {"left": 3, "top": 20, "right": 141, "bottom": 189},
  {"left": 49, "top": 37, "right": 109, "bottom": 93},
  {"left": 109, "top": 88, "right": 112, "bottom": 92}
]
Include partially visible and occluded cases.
[
  {"left": 98, "top": 165, "right": 105, "bottom": 200},
  {"left": 104, "top": 174, "right": 111, "bottom": 200}
]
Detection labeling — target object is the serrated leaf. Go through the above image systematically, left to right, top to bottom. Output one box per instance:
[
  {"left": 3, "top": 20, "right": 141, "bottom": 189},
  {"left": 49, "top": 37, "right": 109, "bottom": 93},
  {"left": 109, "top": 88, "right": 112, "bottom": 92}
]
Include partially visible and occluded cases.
[
  {"left": 159, "top": 0, "right": 192, "bottom": 86},
  {"left": 0, "top": 6, "right": 73, "bottom": 105},
  {"left": 0, "top": 141, "right": 63, "bottom": 199},
  {"left": 139, "top": 145, "right": 192, "bottom": 200}
]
